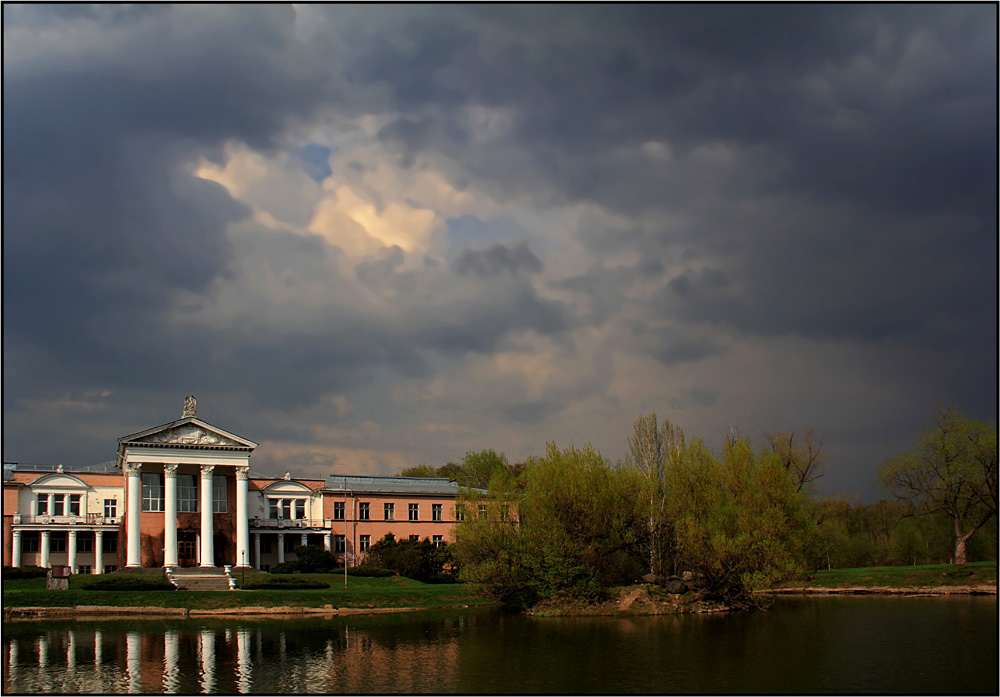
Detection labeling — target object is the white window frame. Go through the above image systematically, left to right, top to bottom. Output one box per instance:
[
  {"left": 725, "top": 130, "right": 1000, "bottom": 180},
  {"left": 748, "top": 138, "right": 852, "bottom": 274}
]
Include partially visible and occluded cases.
[
  {"left": 142, "top": 474, "right": 164, "bottom": 512},
  {"left": 177, "top": 474, "right": 198, "bottom": 512},
  {"left": 212, "top": 475, "right": 227, "bottom": 513},
  {"left": 408, "top": 503, "right": 419, "bottom": 521}
]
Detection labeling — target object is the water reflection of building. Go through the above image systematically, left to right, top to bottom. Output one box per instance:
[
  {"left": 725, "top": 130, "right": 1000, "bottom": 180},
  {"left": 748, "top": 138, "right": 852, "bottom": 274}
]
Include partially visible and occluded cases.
[
  {"left": 3, "top": 397, "right": 467, "bottom": 573},
  {"left": 4, "top": 620, "right": 471, "bottom": 694}
]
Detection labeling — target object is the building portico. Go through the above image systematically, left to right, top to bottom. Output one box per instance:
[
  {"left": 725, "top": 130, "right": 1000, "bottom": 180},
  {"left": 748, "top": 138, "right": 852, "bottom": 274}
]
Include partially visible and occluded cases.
[{"left": 117, "top": 398, "right": 257, "bottom": 569}]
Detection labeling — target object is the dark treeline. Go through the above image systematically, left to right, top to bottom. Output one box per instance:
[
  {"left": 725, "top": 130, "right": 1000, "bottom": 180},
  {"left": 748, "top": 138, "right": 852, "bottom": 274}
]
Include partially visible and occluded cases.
[{"left": 398, "top": 407, "right": 997, "bottom": 608}]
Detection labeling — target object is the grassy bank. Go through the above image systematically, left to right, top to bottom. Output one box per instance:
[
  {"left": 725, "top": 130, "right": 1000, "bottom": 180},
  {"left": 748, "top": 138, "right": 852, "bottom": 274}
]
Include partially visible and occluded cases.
[
  {"left": 784, "top": 561, "right": 996, "bottom": 589},
  {"left": 2, "top": 573, "right": 493, "bottom": 611}
]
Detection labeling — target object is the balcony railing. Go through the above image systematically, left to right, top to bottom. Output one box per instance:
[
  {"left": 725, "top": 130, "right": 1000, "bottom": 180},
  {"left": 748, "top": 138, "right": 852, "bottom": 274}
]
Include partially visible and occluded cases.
[
  {"left": 13, "top": 513, "right": 122, "bottom": 526},
  {"left": 251, "top": 518, "right": 330, "bottom": 529}
]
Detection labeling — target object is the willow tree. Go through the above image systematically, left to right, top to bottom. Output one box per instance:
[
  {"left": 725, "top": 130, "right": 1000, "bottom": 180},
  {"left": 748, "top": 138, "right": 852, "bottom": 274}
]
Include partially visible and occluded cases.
[
  {"left": 879, "top": 407, "right": 997, "bottom": 565},
  {"left": 664, "top": 436, "right": 813, "bottom": 605},
  {"left": 456, "top": 443, "right": 646, "bottom": 606}
]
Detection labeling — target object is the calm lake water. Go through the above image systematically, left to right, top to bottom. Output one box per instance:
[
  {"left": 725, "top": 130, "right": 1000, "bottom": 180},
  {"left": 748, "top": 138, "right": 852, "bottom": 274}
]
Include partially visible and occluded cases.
[{"left": 2, "top": 596, "right": 996, "bottom": 694}]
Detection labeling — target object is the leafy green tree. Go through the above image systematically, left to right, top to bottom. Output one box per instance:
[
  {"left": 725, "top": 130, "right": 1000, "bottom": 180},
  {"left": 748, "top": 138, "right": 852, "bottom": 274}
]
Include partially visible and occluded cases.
[
  {"left": 880, "top": 406, "right": 997, "bottom": 565},
  {"left": 664, "top": 436, "right": 813, "bottom": 605},
  {"left": 456, "top": 443, "right": 647, "bottom": 606},
  {"left": 460, "top": 449, "right": 510, "bottom": 489},
  {"left": 398, "top": 452, "right": 522, "bottom": 490},
  {"left": 398, "top": 464, "right": 440, "bottom": 478}
]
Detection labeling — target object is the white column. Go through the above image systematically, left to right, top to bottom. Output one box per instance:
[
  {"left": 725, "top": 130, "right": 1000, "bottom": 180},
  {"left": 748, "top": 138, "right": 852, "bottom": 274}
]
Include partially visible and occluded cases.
[
  {"left": 125, "top": 463, "right": 142, "bottom": 568},
  {"left": 163, "top": 465, "right": 179, "bottom": 567},
  {"left": 199, "top": 465, "right": 215, "bottom": 567},
  {"left": 236, "top": 467, "right": 249, "bottom": 568},
  {"left": 12, "top": 530, "right": 22, "bottom": 567},
  {"left": 40, "top": 530, "right": 51, "bottom": 568},
  {"left": 68, "top": 530, "right": 78, "bottom": 573},
  {"left": 94, "top": 531, "right": 104, "bottom": 574},
  {"left": 324, "top": 532, "right": 331, "bottom": 552},
  {"left": 253, "top": 533, "right": 261, "bottom": 569},
  {"left": 277, "top": 533, "right": 285, "bottom": 563},
  {"left": 301, "top": 533, "right": 308, "bottom": 547},
  {"left": 236, "top": 628, "right": 251, "bottom": 694},
  {"left": 66, "top": 630, "right": 76, "bottom": 674},
  {"left": 199, "top": 630, "right": 216, "bottom": 694},
  {"left": 126, "top": 631, "right": 141, "bottom": 693},
  {"left": 163, "top": 631, "right": 180, "bottom": 694},
  {"left": 9, "top": 638, "right": 19, "bottom": 686}
]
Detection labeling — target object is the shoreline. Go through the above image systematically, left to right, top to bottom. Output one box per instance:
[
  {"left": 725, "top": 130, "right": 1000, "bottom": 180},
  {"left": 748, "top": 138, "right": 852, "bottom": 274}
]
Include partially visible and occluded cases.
[
  {"left": 5, "top": 583, "right": 995, "bottom": 622},
  {"left": 767, "top": 584, "right": 996, "bottom": 596},
  {"left": 3, "top": 603, "right": 478, "bottom": 621}
]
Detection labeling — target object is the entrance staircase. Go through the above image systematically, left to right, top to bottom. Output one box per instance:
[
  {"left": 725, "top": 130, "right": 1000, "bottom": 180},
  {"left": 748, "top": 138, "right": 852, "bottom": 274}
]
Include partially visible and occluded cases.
[{"left": 166, "top": 566, "right": 234, "bottom": 591}]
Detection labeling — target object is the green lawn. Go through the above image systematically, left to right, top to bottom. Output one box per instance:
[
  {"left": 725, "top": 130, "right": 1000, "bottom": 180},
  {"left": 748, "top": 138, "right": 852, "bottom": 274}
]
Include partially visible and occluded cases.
[
  {"left": 789, "top": 561, "right": 996, "bottom": 589},
  {"left": 3, "top": 572, "right": 493, "bottom": 611}
]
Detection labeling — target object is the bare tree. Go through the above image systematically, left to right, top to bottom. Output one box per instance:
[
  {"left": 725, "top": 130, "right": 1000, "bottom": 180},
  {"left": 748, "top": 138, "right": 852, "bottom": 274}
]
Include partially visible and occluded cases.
[
  {"left": 626, "top": 412, "right": 683, "bottom": 578},
  {"left": 766, "top": 428, "right": 827, "bottom": 492}
]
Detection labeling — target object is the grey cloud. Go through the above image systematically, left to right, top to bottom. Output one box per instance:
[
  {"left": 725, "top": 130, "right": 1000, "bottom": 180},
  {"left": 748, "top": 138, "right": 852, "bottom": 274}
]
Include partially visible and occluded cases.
[
  {"left": 2, "top": 5, "right": 995, "bottom": 495},
  {"left": 452, "top": 242, "right": 544, "bottom": 278},
  {"left": 355, "top": 246, "right": 406, "bottom": 284}
]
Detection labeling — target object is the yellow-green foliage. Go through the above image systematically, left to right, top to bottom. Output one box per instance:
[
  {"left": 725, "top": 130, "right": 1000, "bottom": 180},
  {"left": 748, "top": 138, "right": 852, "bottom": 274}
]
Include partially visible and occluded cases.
[
  {"left": 664, "top": 436, "right": 814, "bottom": 604},
  {"left": 456, "top": 443, "right": 646, "bottom": 605}
]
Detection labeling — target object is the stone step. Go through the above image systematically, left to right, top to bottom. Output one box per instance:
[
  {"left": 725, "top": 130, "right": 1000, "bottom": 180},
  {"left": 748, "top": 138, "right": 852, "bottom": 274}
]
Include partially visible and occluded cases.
[
  {"left": 166, "top": 566, "right": 233, "bottom": 591},
  {"left": 172, "top": 578, "right": 232, "bottom": 591}
]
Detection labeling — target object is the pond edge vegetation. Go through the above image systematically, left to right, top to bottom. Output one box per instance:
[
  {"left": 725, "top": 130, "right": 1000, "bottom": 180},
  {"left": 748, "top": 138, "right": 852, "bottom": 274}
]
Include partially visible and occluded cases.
[{"left": 4, "top": 407, "right": 995, "bottom": 618}]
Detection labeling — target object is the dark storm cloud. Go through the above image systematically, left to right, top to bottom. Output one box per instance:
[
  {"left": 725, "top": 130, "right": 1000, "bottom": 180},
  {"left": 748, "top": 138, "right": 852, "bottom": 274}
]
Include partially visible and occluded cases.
[
  {"left": 340, "top": 3, "right": 995, "bottom": 335},
  {"left": 3, "top": 4, "right": 995, "bottom": 488},
  {"left": 3, "top": 5, "right": 336, "bottom": 398}
]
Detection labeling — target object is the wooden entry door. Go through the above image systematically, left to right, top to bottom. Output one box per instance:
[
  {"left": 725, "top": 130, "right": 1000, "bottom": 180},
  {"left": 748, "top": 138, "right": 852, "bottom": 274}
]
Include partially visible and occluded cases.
[{"left": 178, "top": 534, "right": 197, "bottom": 567}]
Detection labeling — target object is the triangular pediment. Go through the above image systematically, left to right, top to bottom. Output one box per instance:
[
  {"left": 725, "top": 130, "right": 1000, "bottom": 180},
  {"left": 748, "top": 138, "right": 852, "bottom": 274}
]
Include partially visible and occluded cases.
[{"left": 120, "top": 418, "right": 257, "bottom": 450}]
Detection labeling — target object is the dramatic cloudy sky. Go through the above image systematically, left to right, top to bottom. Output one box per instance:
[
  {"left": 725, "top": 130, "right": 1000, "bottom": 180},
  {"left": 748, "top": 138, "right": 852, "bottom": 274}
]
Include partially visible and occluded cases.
[{"left": 3, "top": 5, "right": 996, "bottom": 498}]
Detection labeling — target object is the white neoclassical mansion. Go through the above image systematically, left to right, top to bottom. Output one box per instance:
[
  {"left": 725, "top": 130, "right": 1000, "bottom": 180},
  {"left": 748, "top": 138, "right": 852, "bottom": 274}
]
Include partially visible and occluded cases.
[{"left": 3, "top": 398, "right": 465, "bottom": 573}]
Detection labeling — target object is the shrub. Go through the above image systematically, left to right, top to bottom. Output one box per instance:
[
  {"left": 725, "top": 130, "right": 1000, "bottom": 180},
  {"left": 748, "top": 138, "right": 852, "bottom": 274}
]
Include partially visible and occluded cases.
[
  {"left": 367, "top": 534, "right": 457, "bottom": 582},
  {"left": 292, "top": 545, "right": 339, "bottom": 573},
  {"left": 269, "top": 561, "right": 299, "bottom": 574},
  {"left": 3, "top": 565, "right": 48, "bottom": 580},
  {"left": 346, "top": 565, "right": 396, "bottom": 578},
  {"left": 79, "top": 575, "right": 176, "bottom": 591},
  {"left": 242, "top": 576, "right": 329, "bottom": 590}
]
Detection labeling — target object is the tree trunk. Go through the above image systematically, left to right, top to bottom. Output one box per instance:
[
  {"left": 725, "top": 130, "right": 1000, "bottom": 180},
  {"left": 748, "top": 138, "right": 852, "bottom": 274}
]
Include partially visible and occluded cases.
[{"left": 953, "top": 516, "right": 968, "bottom": 566}]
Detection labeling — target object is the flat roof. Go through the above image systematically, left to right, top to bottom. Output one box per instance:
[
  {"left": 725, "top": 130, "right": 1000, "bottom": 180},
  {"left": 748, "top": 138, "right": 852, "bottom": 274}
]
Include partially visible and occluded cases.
[
  {"left": 3, "top": 461, "right": 120, "bottom": 475},
  {"left": 324, "top": 474, "right": 473, "bottom": 495}
]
